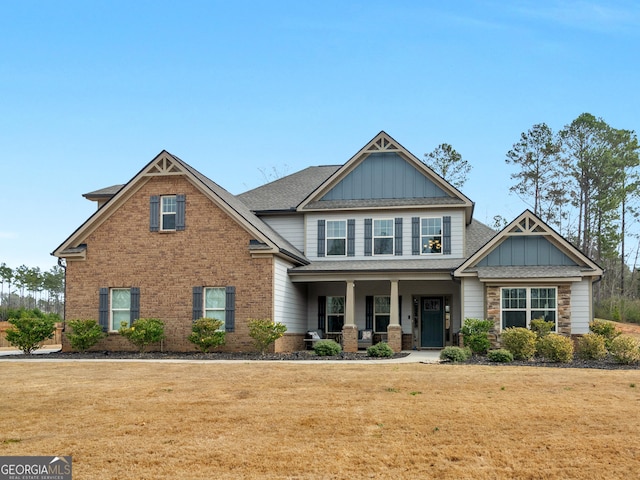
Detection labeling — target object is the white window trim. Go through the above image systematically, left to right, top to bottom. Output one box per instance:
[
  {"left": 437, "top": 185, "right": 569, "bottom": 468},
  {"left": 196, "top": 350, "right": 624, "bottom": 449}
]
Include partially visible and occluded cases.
[
  {"left": 161, "top": 195, "right": 177, "bottom": 231},
  {"left": 421, "top": 217, "right": 443, "bottom": 256},
  {"left": 373, "top": 218, "right": 394, "bottom": 256},
  {"left": 326, "top": 219, "right": 347, "bottom": 257},
  {"left": 500, "top": 286, "right": 558, "bottom": 332},
  {"left": 203, "top": 287, "right": 226, "bottom": 330},
  {"left": 110, "top": 288, "right": 130, "bottom": 332},
  {"left": 373, "top": 295, "right": 391, "bottom": 334}
]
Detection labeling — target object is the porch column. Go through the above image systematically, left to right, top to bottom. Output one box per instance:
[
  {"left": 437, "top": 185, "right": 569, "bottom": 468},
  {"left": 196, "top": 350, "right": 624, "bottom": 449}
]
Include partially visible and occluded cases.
[
  {"left": 342, "top": 280, "right": 358, "bottom": 352},
  {"left": 387, "top": 280, "right": 402, "bottom": 352}
]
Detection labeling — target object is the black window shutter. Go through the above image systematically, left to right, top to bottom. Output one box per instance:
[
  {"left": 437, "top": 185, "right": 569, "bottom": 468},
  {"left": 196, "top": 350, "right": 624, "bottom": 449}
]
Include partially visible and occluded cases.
[
  {"left": 176, "top": 194, "right": 186, "bottom": 231},
  {"left": 150, "top": 196, "right": 160, "bottom": 232},
  {"left": 443, "top": 216, "right": 451, "bottom": 255},
  {"left": 395, "top": 217, "right": 403, "bottom": 256},
  {"left": 412, "top": 217, "right": 420, "bottom": 255},
  {"left": 364, "top": 218, "right": 372, "bottom": 256},
  {"left": 347, "top": 219, "right": 355, "bottom": 256},
  {"left": 317, "top": 220, "right": 325, "bottom": 257},
  {"left": 192, "top": 286, "right": 203, "bottom": 321},
  {"left": 225, "top": 286, "right": 236, "bottom": 332},
  {"left": 130, "top": 287, "right": 140, "bottom": 323},
  {"left": 99, "top": 288, "right": 109, "bottom": 332},
  {"left": 318, "top": 296, "right": 326, "bottom": 330},
  {"left": 365, "top": 296, "right": 373, "bottom": 330},
  {"left": 398, "top": 296, "right": 402, "bottom": 326}
]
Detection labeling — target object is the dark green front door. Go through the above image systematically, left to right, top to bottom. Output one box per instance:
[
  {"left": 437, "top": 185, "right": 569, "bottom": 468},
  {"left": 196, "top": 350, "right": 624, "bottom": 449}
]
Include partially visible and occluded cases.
[{"left": 421, "top": 297, "right": 444, "bottom": 348}]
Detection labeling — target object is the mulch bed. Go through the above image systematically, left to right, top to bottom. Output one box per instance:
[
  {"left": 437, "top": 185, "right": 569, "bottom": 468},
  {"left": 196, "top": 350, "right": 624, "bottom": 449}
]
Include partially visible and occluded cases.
[{"left": 458, "top": 354, "right": 640, "bottom": 370}]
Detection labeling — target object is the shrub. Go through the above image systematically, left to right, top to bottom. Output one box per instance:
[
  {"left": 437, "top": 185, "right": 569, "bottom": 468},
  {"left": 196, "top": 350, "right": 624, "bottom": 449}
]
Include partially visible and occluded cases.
[
  {"left": 5, "top": 315, "right": 57, "bottom": 354},
  {"left": 188, "top": 317, "right": 226, "bottom": 353},
  {"left": 119, "top": 318, "right": 165, "bottom": 353},
  {"left": 248, "top": 318, "right": 287, "bottom": 354},
  {"left": 460, "top": 318, "right": 493, "bottom": 354},
  {"left": 530, "top": 318, "right": 555, "bottom": 338},
  {"left": 67, "top": 319, "right": 106, "bottom": 352},
  {"left": 589, "top": 319, "right": 620, "bottom": 349},
  {"left": 501, "top": 327, "right": 537, "bottom": 360},
  {"left": 536, "top": 333, "right": 574, "bottom": 363},
  {"left": 576, "top": 333, "right": 608, "bottom": 361},
  {"left": 608, "top": 335, "right": 640, "bottom": 365},
  {"left": 313, "top": 339, "right": 342, "bottom": 356},
  {"left": 366, "top": 342, "right": 394, "bottom": 358},
  {"left": 439, "top": 346, "right": 472, "bottom": 363},
  {"left": 487, "top": 348, "right": 514, "bottom": 363}
]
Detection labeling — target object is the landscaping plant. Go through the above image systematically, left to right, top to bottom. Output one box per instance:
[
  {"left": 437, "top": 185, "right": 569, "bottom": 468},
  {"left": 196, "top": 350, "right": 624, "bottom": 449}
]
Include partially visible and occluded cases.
[
  {"left": 5, "top": 313, "right": 57, "bottom": 354},
  {"left": 188, "top": 317, "right": 226, "bottom": 353},
  {"left": 119, "top": 318, "right": 165, "bottom": 353},
  {"left": 248, "top": 318, "right": 287, "bottom": 354},
  {"left": 460, "top": 318, "right": 493, "bottom": 354},
  {"left": 530, "top": 318, "right": 555, "bottom": 338},
  {"left": 67, "top": 319, "right": 106, "bottom": 352},
  {"left": 589, "top": 319, "right": 621, "bottom": 349},
  {"left": 500, "top": 327, "right": 537, "bottom": 360},
  {"left": 536, "top": 333, "right": 574, "bottom": 363},
  {"left": 576, "top": 333, "right": 608, "bottom": 360},
  {"left": 608, "top": 335, "right": 640, "bottom": 365},
  {"left": 313, "top": 339, "right": 341, "bottom": 356},
  {"left": 366, "top": 342, "right": 394, "bottom": 358},
  {"left": 439, "top": 346, "right": 472, "bottom": 363},
  {"left": 487, "top": 348, "right": 514, "bottom": 363}
]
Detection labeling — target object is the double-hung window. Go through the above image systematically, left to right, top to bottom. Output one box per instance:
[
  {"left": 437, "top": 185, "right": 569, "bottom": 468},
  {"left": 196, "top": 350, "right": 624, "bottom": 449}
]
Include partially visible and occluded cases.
[
  {"left": 161, "top": 195, "right": 177, "bottom": 231},
  {"left": 421, "top": 218, "right": 442, "bottom": 254},
  {"left": 373, "top": 219, "right": 394, "bottom": 255},
  {"left": 326, "top": 220, "right": 346, "bottom": 256},
  {"left": 204, "top": 287, "right": 226, "bottom": 329},
  {"left": 501, "top": 287, "right": 557, "bottom": 330},
  {"left": 111, "top": 288, "right": 131, "bottom": 331},
  {"left": 326, "top": 296, "right": 345, "bottom": 333},
  {"left": 374, "top": 296, "right": 391, "bottom": 333}
]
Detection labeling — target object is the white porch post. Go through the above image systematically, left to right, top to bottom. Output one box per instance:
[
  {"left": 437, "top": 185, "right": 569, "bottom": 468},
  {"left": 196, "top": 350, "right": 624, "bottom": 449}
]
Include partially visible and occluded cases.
[
  {"left": 345, "top": 280, "right": 356, "bottom": 326},
  {"left": 390, "top": 280, "right": 399, "bottom": 325}
]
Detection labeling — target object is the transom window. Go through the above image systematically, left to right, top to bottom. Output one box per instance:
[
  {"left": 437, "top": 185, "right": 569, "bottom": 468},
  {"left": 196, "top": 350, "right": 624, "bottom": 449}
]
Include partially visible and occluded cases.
[
  {"left": 161, "top": 195, "right": 177, "bottom": 231},
  {"left": 421, "top": 218, "right": 442, "bottom": 254},
  {"left": 374, "top": 219, "right": 394, "bottom": 255},
  {"left": 326, "top": 220, "right": 346, "bottom": 256},
  {"left": 204, "top": 287, "right": 226, "bottom": 329},
  {"left": 501, "top": 287, "right": 557, "bottom": 330},
  {"left": 111, "top": 288, "right": 131, "bottom": 331},
  {"left": 326, "top": 296, "right": 345, "bottom": 333},
  {"left": 374, "top": 296, "right": 391, "bottom": 333}
]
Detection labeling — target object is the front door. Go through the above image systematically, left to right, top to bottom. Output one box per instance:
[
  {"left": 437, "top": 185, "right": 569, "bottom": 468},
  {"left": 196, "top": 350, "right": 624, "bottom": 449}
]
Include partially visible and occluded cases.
[{"left": 421, "top": 296, "right": 444, "bottom": 348}]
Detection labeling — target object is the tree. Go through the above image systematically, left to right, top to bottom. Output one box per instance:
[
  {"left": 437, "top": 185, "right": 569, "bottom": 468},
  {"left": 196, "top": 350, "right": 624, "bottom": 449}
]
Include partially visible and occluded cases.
[
  {"left": 423, "top": 143, "right": 471, "bottom": 189},
  {"left": 0, "top": 263, "right": 12, "bottom": 307}
]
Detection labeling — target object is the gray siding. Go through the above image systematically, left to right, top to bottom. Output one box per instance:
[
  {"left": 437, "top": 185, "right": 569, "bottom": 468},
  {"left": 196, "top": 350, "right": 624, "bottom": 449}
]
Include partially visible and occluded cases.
[
  {"left": 320, "top": 152, "right": 449, "bottom": 201},
  {"left": 260, "top": 214, "right": 305, "bottom": 252},
  {"left": 477, "top": 236, "right": 578, "bottom": 267},
  {"left": 274, "top": 257, "right": 307, "bottom": 333},
  {"left": 461, "top": 277, "right": 485, "bottom": 321},
  {"left": 571, "top": 280, "right": 591, "bottom": 334}
]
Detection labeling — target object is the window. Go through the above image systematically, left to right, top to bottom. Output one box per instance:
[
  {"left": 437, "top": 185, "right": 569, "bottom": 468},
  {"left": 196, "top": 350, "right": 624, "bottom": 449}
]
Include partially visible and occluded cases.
[
  {"left": 161, "top": 195, "right": 177, "bottom": 231},
  {"left": 421, "top": 218, "right": 442, "bottom": 254},
  {"left": 374, "top": 219, "right": 394, "bottom": 255},
  {"left": 326, "top": 220, "right": 346, "bottom": 256},
  {"left": 204, "top": 287, "right": 226, "bottom": 329},
  {"left": 501, "top": 287, "right": 557, "bottom": 330},
  {"left": 111, "top": 288, "right": 131, "bottom": 331},
  {"left": 326, "top": 296, "right": 345, "bottom": 333},
  {"left": 374, "top": 296, "right": 391, "bottom": 333}
]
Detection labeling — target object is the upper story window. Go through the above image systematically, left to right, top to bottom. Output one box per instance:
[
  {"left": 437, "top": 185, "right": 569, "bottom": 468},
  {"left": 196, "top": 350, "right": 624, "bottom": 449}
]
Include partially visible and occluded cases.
[
  {"left": 161, "top": 196, "right": 177, "bottom": 231},
  {"left": 421, "top": 217, "right": 442, "bottom": 254},
  {"left": 374, "top": 219, "right": 394, "bottom": 255},
  {"left": 326, "top": 220, "right": 346, "bottom": 256},
  {"left": 501, "top": 287, "right": 557, "bottom": 331}
]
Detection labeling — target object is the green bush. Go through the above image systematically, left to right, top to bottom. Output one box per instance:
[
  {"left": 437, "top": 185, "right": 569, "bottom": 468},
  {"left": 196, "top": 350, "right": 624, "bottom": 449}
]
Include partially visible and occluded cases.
[
  {"left": 5, "top": 315, "right": 57, "bottom": 354},
  {"left": 188, "top": 317, "right": 226, "bottom": 353},
  {"left": 119, "top": 318, "right": 165, "bottom": 353},
  {"left": 248, "top": 318, "right": 287, "bottom": 354},
  {"left": 460, "top": 318, "right": 493, "bottom": 354},
  {"left": 530, "top": 318, "right": 555, "bottom": 338},
  {"left": 67, "top": 319, "right": 106, "bottom": 352},
  {"left": 589, "top": 319, "right": 621, "bottom": 349},
  {"left": 501, "top": 327, "right": 537, "bottom": 360},
  {"left": 536, "top": 333, "right": 574, "bottom": 363},
  {"left": 576, "top": 333, "right": 608, "bottom": 360},
  {"left": 608, "top": 335, "right": 640, "bottom": 365},
  {"left": 313, "top": 339, "right": 342, "bottom": 356},
  {"left": 366, "top": 342, "right": 394, "bottom": 358},
  {"left": 439, "top": 346, "right": 471, "bottom": 363},
  {"left": 487, "top": 348, "right": 514, "bottom": 363}
]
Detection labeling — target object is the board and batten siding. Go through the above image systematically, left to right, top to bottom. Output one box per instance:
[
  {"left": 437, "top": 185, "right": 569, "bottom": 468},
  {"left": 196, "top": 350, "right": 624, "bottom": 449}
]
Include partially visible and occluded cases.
[
  {"left": 306, "top": 210, "right": 465, "bottom": 260},
  {"left": 260, "top": 214, "right": 305, "bottom": 252},
  {"left": 273, "top": 257, "right": 307, "bottom": 333},
  {"left": 461, "top": 277, "right": 485, "bottom": 321},
  {"left": 570, "top": 279, "right": 591, "bottom": 334}
]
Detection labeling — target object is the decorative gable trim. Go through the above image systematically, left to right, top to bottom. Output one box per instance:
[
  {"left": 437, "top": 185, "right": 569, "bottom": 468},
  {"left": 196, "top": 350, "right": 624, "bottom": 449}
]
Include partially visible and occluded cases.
[{"left": 143, "top": 153, "right": 185, "bottom": 176}]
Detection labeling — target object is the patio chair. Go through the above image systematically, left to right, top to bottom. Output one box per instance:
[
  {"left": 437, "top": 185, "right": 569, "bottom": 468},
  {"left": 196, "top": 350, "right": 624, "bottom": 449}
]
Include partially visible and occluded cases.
[{"left": 358, "top": 329, "right": 373, "bottom": 349}]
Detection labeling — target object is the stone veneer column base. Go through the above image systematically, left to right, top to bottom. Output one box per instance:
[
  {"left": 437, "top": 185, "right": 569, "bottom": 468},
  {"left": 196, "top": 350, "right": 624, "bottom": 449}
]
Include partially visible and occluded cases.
[
  {"left": 342, "top": 325, "right": 358, "bottom": 353},
  {"left": 387, "top": 325, "right": 402, "bottom": 352}
]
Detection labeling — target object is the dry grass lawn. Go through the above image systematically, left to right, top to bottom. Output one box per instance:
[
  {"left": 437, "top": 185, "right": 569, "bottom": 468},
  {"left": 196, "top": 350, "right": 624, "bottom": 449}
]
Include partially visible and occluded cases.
[{"left": 1, "top": 361, "right": 640, "bottom": 479}]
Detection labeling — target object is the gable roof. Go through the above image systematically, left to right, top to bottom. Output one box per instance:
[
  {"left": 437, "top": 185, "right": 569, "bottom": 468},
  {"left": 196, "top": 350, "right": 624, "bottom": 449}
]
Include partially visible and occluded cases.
[
  {"left": 297, "top": 131, "right": 475, "bottom": 222},
  {"left": 53, "top": 151, "right": 308, "bottom": 265},
  {"left": 454, "top": 210, "right": 603, "bottom": 279}
]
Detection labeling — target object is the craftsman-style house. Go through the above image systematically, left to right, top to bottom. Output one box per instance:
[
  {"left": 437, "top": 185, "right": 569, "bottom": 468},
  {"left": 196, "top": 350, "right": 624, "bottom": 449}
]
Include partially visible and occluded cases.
[{"left": 53, "top": 131, "right": 603, "bottom": 352}]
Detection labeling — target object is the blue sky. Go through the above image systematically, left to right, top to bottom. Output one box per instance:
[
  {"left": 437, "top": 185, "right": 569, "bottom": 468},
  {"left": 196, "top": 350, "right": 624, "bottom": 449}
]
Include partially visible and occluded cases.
[{"left": 2, "top": 0, "right": 639, "bottom": 271}]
